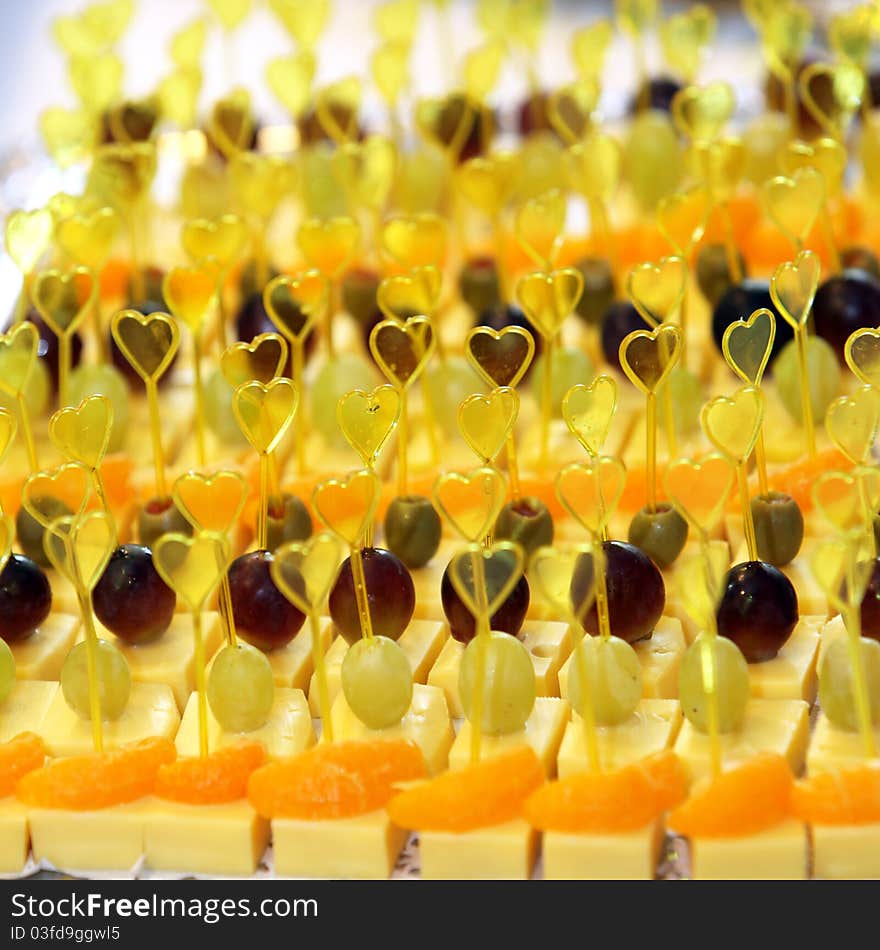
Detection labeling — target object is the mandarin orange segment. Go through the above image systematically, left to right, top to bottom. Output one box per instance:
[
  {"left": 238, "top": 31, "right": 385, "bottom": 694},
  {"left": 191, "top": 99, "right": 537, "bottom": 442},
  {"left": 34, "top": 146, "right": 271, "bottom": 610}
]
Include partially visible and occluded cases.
[
  {"left": 767, "top": 449, "right": 851, "bottom": 512},
  {"left": 0, "top": 732, "right": 46, "bottom": 798},
  {"left": 17, "top": 736, "right": 176, "bottom": 810},
  {"left": 248, "top": 739, "right": 426, "bottom": 820},
  {"left": 155, "top": 741, "right": 266, "bottom": 805},
  {"left": 387, "top": 746, "right": 544, "bottom": 832},
  {"left": 524, "top": 750, "right": 688, "bottom": 834},
  {"left": 669, "top": 754, "right": 794, "bottom": 839},
  {"left": 791, "top": 764, "right": 880, "bottom": 827}
]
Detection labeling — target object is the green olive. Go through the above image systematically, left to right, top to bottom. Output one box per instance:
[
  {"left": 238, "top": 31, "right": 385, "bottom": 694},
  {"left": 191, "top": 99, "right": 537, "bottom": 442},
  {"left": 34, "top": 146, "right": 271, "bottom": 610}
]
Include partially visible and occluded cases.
[
  {"left": 695, "top": 242, "right": 747, "bottom": 307},
  {"left": 458, "top": 257, "right": 501, "bottom": 315},
  {"left": 574, "top": 257, "right": 615, "bottom": 326},
  {"left": 341, "top": 268, "right": 380, "bottom": 325},
  {"left": 751, "top": 491, "right": 804, "bottom": 567},
  {"left": 266, "top": 493, "right": 313, "bottom": 550},
  {"left": 384, "top": 495, "right": 442, "bottom": 569},
  {"left": 494, "top": 497, "right": 554, "bottom": 558},
  {"left": 16, "top": 498, "right": 72, "bottom": 567},
  {"left": 138, "top": 498, "right": 193, "bottom": 547},
  {"left": 628, "top": 504, "right": 688, "bottom": 568}
]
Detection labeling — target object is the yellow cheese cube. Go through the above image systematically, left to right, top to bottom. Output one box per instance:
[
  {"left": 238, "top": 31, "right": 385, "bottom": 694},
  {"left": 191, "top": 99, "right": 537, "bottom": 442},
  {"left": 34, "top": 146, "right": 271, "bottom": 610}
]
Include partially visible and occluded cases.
[
  {"left": 411, "top": 539, "right": 456, "bottom": 621},
  {"left": 46, "top": 571, "right": 79, "bottom": 616},
  {"left": 99, "top": 611, "right": 223, "bottom": 712},
  {"left": 11, "top": 614, "right": 79, "bottom": 681},
  {"left": 269, "top": 616, "right": 334, "bottom": 692},
  {"left": 747, "top": 616, "right": 821, "bottom": 702},
  {"left": 558, "top": 618, "right": 687, "bottom": 701},
  {"left": 519, "top": 621, "right": 572, "bottom": 696},
  {"left": 307, "top": 635, "right": 348, "bottom": 717},
  {"left": 0, "top": 680, "right": 59, "bottom": 742},
  {"left": 40, "top": 682, "right": 180, "bottom": 757},
  {"left": 328, "top": 684, "right": 454, "bottom": 775},
  {"left": 175, "top": 687, "right": 314, "bottom": 759},
  {"left": 449, "top": 697, "right": 570, "bottom": 776},
  {"left": 675, "top": 698, "right": 810, "bottom": 783},
  {"left": 557, "top": 700, "right": 683, "bottom": 777},
  {"left": 806, "top": 712, "right": 880, "bottom": 774},
  {"left": 0, "top": 798, "right": 29, "bottom": 873},
  {"left": 143, "top": 798, "right": 269, "bottom": 876},
  {"left": 28, "top": 801, "right": 149, "bottom": 871},
  {"left": 273, "top": 811, "right": 407, "bottom": 879},
  {"left": 419, "top": 819, "right": 538, "bottom": 880},
  {"left": 687, "top": 819, "right": 807, "bottom": 880},
  {"left": 543, "top": 821, "right": 663, "bottom": 880},
  {"left": 812, "top": 823, "right": 880, "bottom": 879}
]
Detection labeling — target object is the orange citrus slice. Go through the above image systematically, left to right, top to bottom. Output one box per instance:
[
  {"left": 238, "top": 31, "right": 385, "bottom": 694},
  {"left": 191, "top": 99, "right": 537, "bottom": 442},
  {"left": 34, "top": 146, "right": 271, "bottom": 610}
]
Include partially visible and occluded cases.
[
  {"left": 0, "top": 732, "right": 46, "bottom": 798},
  {"left": 155, "top": 741, "right": 265, "bottom": 805},
  {"left": 791, "top": 763, "right": 880, "bottom": 826}
]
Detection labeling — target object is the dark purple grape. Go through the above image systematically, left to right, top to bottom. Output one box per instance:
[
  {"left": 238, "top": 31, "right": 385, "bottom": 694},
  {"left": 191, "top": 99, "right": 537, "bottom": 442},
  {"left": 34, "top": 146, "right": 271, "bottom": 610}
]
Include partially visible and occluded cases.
[
  {"left": 629, "top": 76, "right": 683, "bottom": 115},
  {"left": 517, "top": 91, "right": 553, "bottom": 137},
  {"left": 459, "top": 256, "right": 501, "bottom": 316},
  {"left": 342, "top": 267, "right": 381, "bottom": 325},
  {"left": 813, "top": 269, "right": 880, "bottom": 364},
  {"left": 712, "top": 280, "right": 791, "bottom": 367},
  {"left": 234, "top": 291, "right": 305, "bottom": 369},
  {"left": 600, "top": 301, "right": 646, "bottom": 370},
  {"left": 27, "top": 311, "right": 83, "bottom": 394},
  {"left": 571, "top": 540, "right": 665, "bottom": 644},
  {"left": 92, "top": 544, "right": 176, "bottom": 645},
  {"left": 329, "top": 547, "right": 415, "bottom": 646},
  {"left": 228, "top": 550, "right": 305, "bottom": 651},
  {"left": 441, "top": 552, "right": 530, "bottom": 645},
  {"left": 0, "top": 555, "right": 51, "bottom": 643},
  {"left": 859, "top": 558, "right": 880, "bottom": 643},
  {"left": 717, "top": 561, "right": 798, "bottom": 663}
]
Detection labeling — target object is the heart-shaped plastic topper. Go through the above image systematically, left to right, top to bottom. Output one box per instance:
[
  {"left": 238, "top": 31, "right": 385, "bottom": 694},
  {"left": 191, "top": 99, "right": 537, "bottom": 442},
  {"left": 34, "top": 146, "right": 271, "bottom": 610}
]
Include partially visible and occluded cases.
[
  {"left": 207, "top": 0, "right": 251, "bottom": 30},
  {"left": 271, "top": 0, "right": 330, "bottom": 48},
  {"left": 660, "top": 5, "right": 717, "bottom": 81},
  {"left": 571, "top": 20, "right": 612, "bottom": 79},
  {"left": 373, "top": 40, "right": 410, "bottom": 107},
  {"left": 462, "top": 40, "right": 504, "bottom": 103},
  {"left": 267, "top": 50, "right": 316, "bottom": 118},
  {"left": 799, "top": 61, "right": 864, "bottom": 139},
  {"left": 314, "top": 76, "right": 363, "bottom": 144},
  {"left": 547, "top": 79, "right": 600, "bottom": 145},
  {"left": 672, "top": 80, "right": 735, "bottom": 143},
  {"left": 209, "top": 89, "right": 254, "bottom": 158},
  {"left": 414, "top": 94, "right": 478, "bottom": 160},
  {"left": 106, "top": 97, "right": 159, "bottom": 145},
  {"left": 39, "top": 107, "right": 95, "bottom": 169},
  {"left": 564, "top": 131, "right": 621, "bottom": 202},
  {"left": 332, "top": 135, "right": 397, "bottom": 212},
  {"left": 695, "top": 136, "right": 746, "bottom": 204},
  {"left": 779, "top": 137, "right": 847, "bottom": 197},
  {"left": 90, "top": 142, "right": 157, "bottom": 206},
  {"left": 229, "top": 152, "right": 297, "bottom": 219},
  {"left": 456, "top": 152, "right": 518, "bottom": 216},
  {"left": 763, "top": 168, "right": 825, "bottom": 248},
  {"left": 657, "top": 186, "right": 709, "bottom": 256},
  {"left": 514, "top": 189, "right": 566, "bottom": 268},
  {"left": 55, "top": 207, "right": 119, "bottom": 269},
  {"left": 5, "top": 208, "right": 53, "bottom": 274},
  {"left": 182, "top": 213, "right": 248, "bottom": 270},
  {"left": 382, "top": 213, "right": 448, "bottom": 269},
  {"left": 297, "top": 216, "right": 361, "bottom": 279},
  {"left": 770, "top": 249, "right": 820, "bottom": 330},
  {"left": 625, "top": 256, "right": 687, "bottom": 327},
  {"left": 163, "top": 264, "right": 218, "bottom": 334},
  {"left": 376, "top": 266, "right": 441, "bottom": 321},
  {"left": 31, "top": 267, "right": 97, "bottom": 338},
  {"left": 516, "top": 267, "right": 584, "bottom": 340},
  {"left": 264, "top": 271, "right": 328, "bottom": 346},
  {"left": 722, "top": 307, "right": 776, "bottom": 386},
  {"left": 111, "top": 309, "right": 180, "bottom": 384},
  {"left": 369, "top": 316, "right": 435, "bottom": 390},
  {"left": 0, "top": 322, "right": 39, "bottom": 399},
  {"left": 619, "top": 324, "right": 683, "bottom": 396},
  {"left": 465, "top": 325, "right": 535, "bottom": 389},
  {"left": 845, "top": 327, "right": 880, "bottom": 390},
  {"left": 221, "top": 333, "right": 288, "bottom": 388},
  {"left": 562, "top": 375, "right": 618, "bottom": 458},
  {"left": 233, "top": 378, "right": 299, "bottom": 455},
  {"left": 337, "top": 384, "right": 401, "bottom": 468},
  {"left": 825, "top": 385, "right": 880, "bottom": 465},
  {"left": 701, "top": 386, "right": 765, "bottom": 464},
  {"left": 458, "top": 387, "right": 519, "bottom": 464},
  {"left": 49, "top": 394, "right": 113, "bottom": 471},
  {"left": 0, "top": 409, "right": 17, "bottom": 467},
  {"left": 663, "top": 454, "right": 735, "bottom": 535},
  {"left": 555, "top": 456, "right": 627, "bottom": 536},
  {"left": 22, "top": 462, "right": 91, "bottom": 528},
  {"left": 433, "top": 466, "right": 506, "bottom": 543},
  {"left": 312, "top": 468, "right": 381, "bottom": 547},
  {"left": 172, "top": 469, "right": 248, "bottom": 536},
  {"left": 812, "top": 469, "right": 879, "bottom": 535},
  {"left": 44, "top": 509, "right": 115, "bottom": 592},
  {"left": 0, "top": 513, "right": 14, "bottom": 575},
  {"left": 153, "top": 530, "right": 230, "bottom": 612},
  {"left": 271, "top": 532, "right": 346, "bottom": 615},
  {"left": 811, "top": 533, "right": 874, "bottom": 613},
  {"left": 448, "top": 541, "right": 525, "bottom": 622},
  {"left": 529, "top": 542, "right": 595, "bottom": 619},
  {"left": 675, "top": 547, "right": 728, "bottom": 631}
]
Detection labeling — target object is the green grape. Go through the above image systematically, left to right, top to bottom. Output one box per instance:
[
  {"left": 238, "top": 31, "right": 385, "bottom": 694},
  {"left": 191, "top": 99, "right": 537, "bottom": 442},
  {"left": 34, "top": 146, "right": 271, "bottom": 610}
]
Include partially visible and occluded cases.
[
  {"left": 623, "top": 111, "right": 682, "bottom": 211},
  {"left": 742, "top": 112, "right": 791, "bottom": 185},
  {"left": 513, "top": 133, "right": 566, "bottom": 202},
  {"left": 300, "top": 143, "right": 350, "bottom": 218},
  {"left": 773, "top": 335, "right": 840, "bottom": 424},
  {"left": 530, "top": 347, "right": 594, "bottom": 418},
  {"left": 0, "top": 353, "right": 49, "bottom": 418},
  {"left": 312, "top": 354, "right": 379, "bottom": 449},
  {"left": 425, "top": 356, "right": 483, "bottom": 438},
  {"left": 67, "top": 364, "right": 130, "bottom": 453},
  {"left": 666, "top": 366, "right": 703, "bottom": 438},
  {"left": 204, "top": 368, "right": 248, "bottom": 447},
  {"left": 459, "top": 631, "right": 535, "bottom": 736},
  {"left": 678, "top": 634, "right": 750, "bottom": 734},
  {"left": 341, "top": 635, "right": 413, "bottom": 730},
  {"left": 568, "top": 635, "right": 642, "bottom": 726},
  {"left": 819, "top": 637, "right": 880, "bottom": 732},
  {"left": 0, "top": 638, "right": 15, "bottom": 705},
  {"left": 61, "top": 639, "right": 131, "bottom": 721},
  {"left": 208, "top": 642, "right": 275, "bottom": 733}
]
